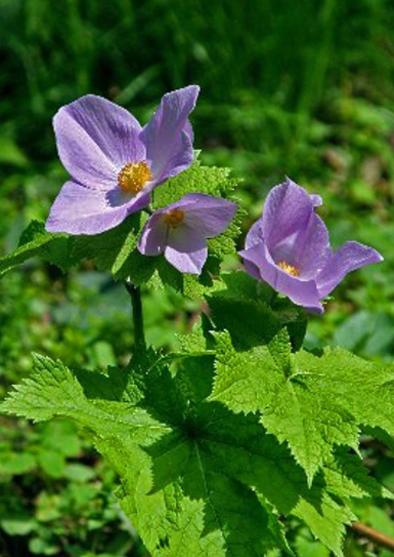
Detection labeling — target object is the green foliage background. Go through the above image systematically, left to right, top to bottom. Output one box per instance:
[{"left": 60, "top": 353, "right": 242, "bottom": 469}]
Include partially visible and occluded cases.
[{"left": 0, "top": 0, "right": 394, "bottom": 555}]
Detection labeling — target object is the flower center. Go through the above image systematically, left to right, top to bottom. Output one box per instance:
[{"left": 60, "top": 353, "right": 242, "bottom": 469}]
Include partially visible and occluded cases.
[
  {"left": 118, "top": 162, "right": 151, "bottom": 194},
  {"left": 163, "top": 209, "right": 185, "bottom": 229},
  {"left": 277, "top": 260, "right": 300, "bottom": 277}
]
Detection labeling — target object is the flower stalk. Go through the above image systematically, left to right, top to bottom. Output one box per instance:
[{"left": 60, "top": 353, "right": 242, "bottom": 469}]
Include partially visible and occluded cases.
[{"left": 125, "top": 280, "right": 146, "bottom": 357}]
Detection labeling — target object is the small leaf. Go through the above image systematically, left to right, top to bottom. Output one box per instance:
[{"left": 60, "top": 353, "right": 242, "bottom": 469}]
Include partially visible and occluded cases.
[
  {"left": 0, "top": 136, "right": 28, "bottom": 167},
  {"left": 152, "top": 161, "right": 239, "bottom": 209},
  {"left": 72, "top": 212, "right": 144, "bottom": 280},
  {"left": 0, "top": 221, "right": 74, "bottom": 277},
  {"left": 206, "top": 272, "right": 307, "bottom": 350},
  {"left": 38, "top": 449, "right": 66, "bottom": 478},
  {"left": 0, "top": 452, "right": 36, "bottom": 475},
  {"left": 1, "top": 515, "right": 37, "bottom": 536}
]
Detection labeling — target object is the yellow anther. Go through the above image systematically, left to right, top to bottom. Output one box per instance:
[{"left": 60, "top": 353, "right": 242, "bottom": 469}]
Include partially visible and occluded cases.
[
  {"left": 118, "top": 162, "right": 151, "bottom": 194},
  {"left": 163, "top": 209, "right": 185, "bottom": 229},
  {"left": 277, "top": 261, "right": 300, "bottom": 277}
]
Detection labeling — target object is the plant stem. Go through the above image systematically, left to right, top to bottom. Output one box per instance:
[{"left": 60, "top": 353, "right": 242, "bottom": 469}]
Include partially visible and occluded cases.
[
  {"left": 124, "top": 280, "right": 146, "bottom": 357},
  {"left": 352, "top": 521, "right": 394, "bottom": 552}
]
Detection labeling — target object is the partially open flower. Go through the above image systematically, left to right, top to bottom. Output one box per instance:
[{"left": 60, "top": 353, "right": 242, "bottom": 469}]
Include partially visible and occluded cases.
[
  {"left": 46, "top": 86, "right": 200, "bottom": 235},
  {"left": 239, "top": 178, "right": 383, "bottom": 312},
  {"left": 138, "top": 193, "right": 237, "bottom": 274}
]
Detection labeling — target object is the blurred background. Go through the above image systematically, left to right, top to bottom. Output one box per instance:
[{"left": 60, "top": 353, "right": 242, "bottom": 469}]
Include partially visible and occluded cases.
[{"left": 1, "top": 0, "right": 394, "bottom": 555}]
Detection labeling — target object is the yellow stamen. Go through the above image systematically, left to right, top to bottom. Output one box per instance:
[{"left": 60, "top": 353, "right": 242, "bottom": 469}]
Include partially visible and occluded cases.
[
  {"left": 118, "top": 161, "right": 151, "bottom": 194},
  {"left": 163, "top": 209, "right": 185, "bottom": 229},
  {"left": 277, "top": 260, "right": 300, "bottom": 277}
]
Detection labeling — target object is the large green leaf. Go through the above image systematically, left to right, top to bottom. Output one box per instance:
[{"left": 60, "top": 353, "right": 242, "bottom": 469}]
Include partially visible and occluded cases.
[
  {"left": 211, "top": 330, "right": 394, "bottom": 483},
  {"left": 2, "top": 346, "right": 387, "bottom": 556}
]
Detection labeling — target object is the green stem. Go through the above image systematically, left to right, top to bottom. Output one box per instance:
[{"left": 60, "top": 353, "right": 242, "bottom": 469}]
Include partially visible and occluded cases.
[{"left": 124, "top": 280, "right": 146, "bottom": 357}]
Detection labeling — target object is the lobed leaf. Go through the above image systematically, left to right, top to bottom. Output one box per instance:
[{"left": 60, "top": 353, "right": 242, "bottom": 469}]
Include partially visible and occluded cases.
[
  {"left": 152, "top": 161, "right": 239, "bottom": 209},
  {"left": 0, "top": 220, "right": 74, "bottom": 276},
  {"left": 212, "top": 330, "right": 394, "bottom": 483},
  {"left": 2, "top": 347, "right": 387, "bottom": 556}
]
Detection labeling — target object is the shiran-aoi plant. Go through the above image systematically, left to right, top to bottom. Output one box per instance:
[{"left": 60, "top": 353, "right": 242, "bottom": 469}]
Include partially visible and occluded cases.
[{"left": 1, "top": 86, "right": 393, "bottom": 557}]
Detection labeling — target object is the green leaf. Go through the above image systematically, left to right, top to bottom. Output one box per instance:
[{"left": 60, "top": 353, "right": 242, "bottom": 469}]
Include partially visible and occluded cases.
[
  {"left": 0, "top": 136, "right": 28, "bottom": 167},
  {"left": 152, "top": 161, "right": 239, "bottom": 209},
  {"left": 72, "top": 212, "right": 146, "bottom": 280},
  {"left": 0, "top": 214, "right": 151, "bottom": 282},
  {"left": 0, "top": 220, "right": 74, "bottom": 276},
  {"left": 147, "top": 256, "right": 225, "bottom": 299},
  {"left": 206, "top": 272, "right": 307, "bottom": 350},
  {"left": 176, "top": 314, "right": 214, "bottom": 354},
  {"left": 212, "top": 330, "right": 394, "bottom": 483},
  {"left": 210, "top": 331, "right": 282, "bottom": 411},
  {"left": 1, "top": 351, "right": 373, "bottom": 556},
  {"left": 0, "top": 354, "right": 151, "bottom": 434},
  {"left": 41, "top": 420, "right": 81, "bottom": 457},
  {"left": 323, "top": 448, "right": 393, "bottom": 501},
  {"left": 37, "top": 449, "right": 66, "bottom": 478},
  {"left": 0, "top": 452, "right": 36, "bottom": 475},
  {"left": 64, "top": 463, "right": 95, "bottom": 482},
  {"left": 35, "top": 492, "right": 62, "bottom": 522},
  {"left": 1, "top": 515, "right": 37, "bottom": 536},
  {"left": 294, "top": 528, "right": 330, "bottom": 557}
]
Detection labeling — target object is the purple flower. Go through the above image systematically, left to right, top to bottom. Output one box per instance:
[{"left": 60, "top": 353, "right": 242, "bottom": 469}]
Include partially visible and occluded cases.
[
  {"left": 46, "top": 86, "right": 200, "bottom": 235},
  {"left": 239, "top": 178, "right": 383, "bottom": 312},
  {"left": 138, "top": 193, "right": 237, "bottom": 274}
]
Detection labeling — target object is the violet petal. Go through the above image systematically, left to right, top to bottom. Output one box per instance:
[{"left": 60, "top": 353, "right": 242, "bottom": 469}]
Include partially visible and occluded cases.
[
  {"left": 140, "top": 86, "right": 200, "bottom": 184},
  {"left": 53, "top": 95, "right": 145, "bottom": 190},
  {"left": 262, "top": 178, "right": 315, "bottom": 251},
  {"left": 46, "top": 181, "right": 151, "bottom": 235},
  {"left": 168, "top": 193, "right": 237, "bottom": 237},
  {"left": 310, "top": 193, "right": 323, "bottom": 207},
  {"left": 138, "top": 213, "right": 168, "bottom": 256},
  {"left": 278, "top": 213, "right": 330, "bottom": 279},
  {"left": 245, "top": 218, "right": 264, "bottom": 250},
  {"left": 165, "top": 220, "right": 208, "bottom": 274},
  {"left": 167, "top": 223, "right": 206, "bottom": 252},
  {"left": 316, "top": 241, "right": 384, "bottom": 298},
  {"left": 240, "top": 242, "right": 323, "bottom": 311},
  {"left": 165, "top": 243, "right": 208, "bottom": 274},
  {"left": 243, "top": 258, "right": 262, "bottom": 281}
]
